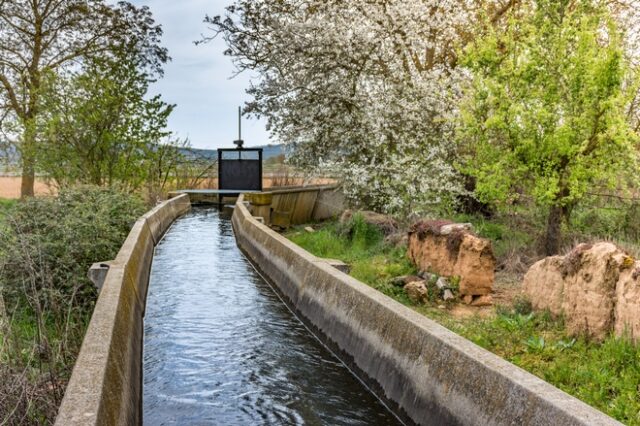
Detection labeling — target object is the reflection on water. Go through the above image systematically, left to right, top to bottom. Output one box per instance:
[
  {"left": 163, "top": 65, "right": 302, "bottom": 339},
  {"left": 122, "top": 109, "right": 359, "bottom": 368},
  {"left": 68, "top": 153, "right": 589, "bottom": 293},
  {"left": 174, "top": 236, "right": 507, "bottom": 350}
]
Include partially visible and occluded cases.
[{"left": 143, "top": 207, "right": 401, "bottom": 425}]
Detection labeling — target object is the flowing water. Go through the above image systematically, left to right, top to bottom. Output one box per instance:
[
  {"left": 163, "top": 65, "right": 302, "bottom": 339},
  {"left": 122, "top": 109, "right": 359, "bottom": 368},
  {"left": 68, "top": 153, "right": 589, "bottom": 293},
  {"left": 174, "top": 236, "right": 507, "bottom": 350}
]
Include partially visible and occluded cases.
[{"left": 143, "top": 207, "right": 402, "bottom": 425}]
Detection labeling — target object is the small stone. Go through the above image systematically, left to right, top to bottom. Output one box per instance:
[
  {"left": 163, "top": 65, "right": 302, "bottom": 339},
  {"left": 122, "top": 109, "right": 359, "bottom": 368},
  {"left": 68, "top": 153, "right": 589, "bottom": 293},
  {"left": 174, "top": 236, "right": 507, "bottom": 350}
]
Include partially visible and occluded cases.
[
  {"left": 304, "top": 226, "right": 315, "bottom": 233},
  {"left": 323, "top": 258, "right": 350, "bottom": 274},
  {"left": 435, "top": 277, "right": 449, "bottom": 290},
  {"left": 405, "top": 280, "right": 428, "bottom": 304},
  {"left": 443, "top": 289, "right": 455, "bottom": 301},
  {"left": 462, "top": 294, "right": 474, "bottom": 305},
  {"left": 471, "top": 295, "right": 493, "bottom": 307},
  {"left": 438, "top": 305, "right": 446, "bottom": 310}
]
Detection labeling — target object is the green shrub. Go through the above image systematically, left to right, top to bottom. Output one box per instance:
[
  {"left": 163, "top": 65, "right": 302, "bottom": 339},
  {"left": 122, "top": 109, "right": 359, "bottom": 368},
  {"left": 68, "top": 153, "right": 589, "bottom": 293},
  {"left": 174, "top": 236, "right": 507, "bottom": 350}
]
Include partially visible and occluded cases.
[
  {"left": 0, "top": 186, "right": 145, "bottom": 424},
  {"left": 1, "top": 186, "right": 145, "bottom": 313}
]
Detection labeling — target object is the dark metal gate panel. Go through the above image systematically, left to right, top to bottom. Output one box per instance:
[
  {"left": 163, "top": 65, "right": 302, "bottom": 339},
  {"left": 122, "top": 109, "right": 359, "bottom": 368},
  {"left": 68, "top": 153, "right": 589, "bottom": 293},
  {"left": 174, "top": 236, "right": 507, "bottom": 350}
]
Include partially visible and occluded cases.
[{"left": 217, "top": 149, "right": 263, "bottom": 191}]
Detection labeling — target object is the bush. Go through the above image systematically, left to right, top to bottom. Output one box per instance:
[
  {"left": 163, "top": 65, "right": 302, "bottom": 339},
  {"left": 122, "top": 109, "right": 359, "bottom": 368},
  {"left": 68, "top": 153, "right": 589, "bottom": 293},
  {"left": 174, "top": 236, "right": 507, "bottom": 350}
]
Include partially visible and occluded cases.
[
  {"left": 0, "top": 186, "right": 146, "bottom": 424},
  {"left": 1, "top": 186, "right": 145, "bottom": 313}
]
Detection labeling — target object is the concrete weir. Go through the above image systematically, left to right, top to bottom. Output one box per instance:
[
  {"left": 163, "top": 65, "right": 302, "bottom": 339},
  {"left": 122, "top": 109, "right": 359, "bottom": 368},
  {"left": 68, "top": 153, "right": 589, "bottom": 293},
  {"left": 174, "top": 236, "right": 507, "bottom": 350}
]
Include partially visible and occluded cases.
[
  {"left": 55, "top": 194, "right": 191, "bottom": 426},
  {"left": 232, "top": 194, "right": 621, "bottom": 426}
]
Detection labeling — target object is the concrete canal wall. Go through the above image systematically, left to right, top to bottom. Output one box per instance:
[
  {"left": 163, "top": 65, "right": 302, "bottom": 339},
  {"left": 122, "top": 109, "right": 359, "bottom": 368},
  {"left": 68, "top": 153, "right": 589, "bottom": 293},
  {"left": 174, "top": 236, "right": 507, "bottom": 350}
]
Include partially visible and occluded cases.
[
  {"left": 170, "top": 184, "right": 345, "bottom": 226},
  {"left": 268, "top": 184, "right": 345, "bottom": 225},
  {"left": 232, "top": 194, "right": 620, "bottom": 426},
  {"left": 55, "top": 195, "right": 191, "bottom": 426}
]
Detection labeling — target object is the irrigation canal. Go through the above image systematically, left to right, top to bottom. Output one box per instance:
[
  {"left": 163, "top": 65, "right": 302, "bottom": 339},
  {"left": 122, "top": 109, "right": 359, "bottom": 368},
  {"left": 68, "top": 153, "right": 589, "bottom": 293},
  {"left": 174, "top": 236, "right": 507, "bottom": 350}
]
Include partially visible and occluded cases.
[{"left": 143, "top": 207, "right": 402, "bottom": 425}]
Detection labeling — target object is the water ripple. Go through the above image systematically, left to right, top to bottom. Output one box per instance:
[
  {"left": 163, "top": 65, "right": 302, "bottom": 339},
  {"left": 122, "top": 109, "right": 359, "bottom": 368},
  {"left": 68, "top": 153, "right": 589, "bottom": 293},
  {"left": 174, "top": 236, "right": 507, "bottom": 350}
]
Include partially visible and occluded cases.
[{"left": 143, "top": 207, "right": 400, "bottom": 425}]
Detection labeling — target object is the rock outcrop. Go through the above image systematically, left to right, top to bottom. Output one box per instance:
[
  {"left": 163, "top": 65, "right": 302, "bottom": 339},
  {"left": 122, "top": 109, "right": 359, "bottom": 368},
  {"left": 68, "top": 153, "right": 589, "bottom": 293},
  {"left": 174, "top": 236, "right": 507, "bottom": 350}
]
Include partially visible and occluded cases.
[
  {"left": 408, "top": 220, "right": 496, "bottom": 296},
  {"left": 523, "top": 242, "right": 640, "bottom": 341}
]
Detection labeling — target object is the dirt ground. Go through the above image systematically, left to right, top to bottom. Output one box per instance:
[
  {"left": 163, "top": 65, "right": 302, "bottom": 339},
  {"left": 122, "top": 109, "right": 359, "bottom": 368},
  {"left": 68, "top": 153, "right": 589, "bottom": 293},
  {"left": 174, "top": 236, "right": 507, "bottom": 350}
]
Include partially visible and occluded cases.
[{"left": 0, "top": 177, "right": 55, "bottom": 199}]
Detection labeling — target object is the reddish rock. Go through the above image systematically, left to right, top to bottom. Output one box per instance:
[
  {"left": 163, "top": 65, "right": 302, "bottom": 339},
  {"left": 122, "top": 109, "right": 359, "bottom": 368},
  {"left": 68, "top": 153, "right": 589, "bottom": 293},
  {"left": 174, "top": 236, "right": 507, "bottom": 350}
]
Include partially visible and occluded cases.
[{"left": 408, "top": 220, "right": 496, "bottom": 296}]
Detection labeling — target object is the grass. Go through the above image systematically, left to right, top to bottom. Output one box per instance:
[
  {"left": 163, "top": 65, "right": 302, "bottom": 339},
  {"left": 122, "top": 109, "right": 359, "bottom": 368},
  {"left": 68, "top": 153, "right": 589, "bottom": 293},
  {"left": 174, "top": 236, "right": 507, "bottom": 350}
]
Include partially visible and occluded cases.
[
  {"left": 0, "top": 198, "right": 16, "bottom": 215},
  {"left": 285, "top": 216, "right": 640, "bottom": 425},
  {"left": 288, "top": 216, "right": 415, "bottom": 297}
]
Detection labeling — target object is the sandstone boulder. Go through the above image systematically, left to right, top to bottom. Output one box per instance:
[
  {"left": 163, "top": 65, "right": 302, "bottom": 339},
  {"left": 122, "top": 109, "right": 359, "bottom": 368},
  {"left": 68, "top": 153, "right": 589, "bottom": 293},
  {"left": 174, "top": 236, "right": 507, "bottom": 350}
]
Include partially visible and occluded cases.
[
  {"left": 340, "top": 210, "right": 398, "bottom": 235},
  {"left": 408, "top": 220, "right": 495, "bottom": 296},
  {"left": 523, "top": 242, "right": 635, "bottom": 341},
  {"left": 562, "top": 243, "right": 623, "bottom": 339},
  {"left": 522, "top": 256, "right": 566, "bottom": 316},
  {"left": 614, "top": 262, "right": 640, "bottom": 340},
  {"left": 405, "top": 280, "right": 429, "bottom": 304}
]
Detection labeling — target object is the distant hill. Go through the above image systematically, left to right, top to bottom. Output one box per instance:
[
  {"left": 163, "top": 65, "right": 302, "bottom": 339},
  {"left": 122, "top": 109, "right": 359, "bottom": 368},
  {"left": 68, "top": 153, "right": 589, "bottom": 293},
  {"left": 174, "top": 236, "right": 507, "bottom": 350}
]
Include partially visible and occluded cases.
[
  {"left": 0, "top": 143, "right": 284, "bottom": 164},
  {"left": 179, "top": 144, "right": 284, "bottom": 161}
]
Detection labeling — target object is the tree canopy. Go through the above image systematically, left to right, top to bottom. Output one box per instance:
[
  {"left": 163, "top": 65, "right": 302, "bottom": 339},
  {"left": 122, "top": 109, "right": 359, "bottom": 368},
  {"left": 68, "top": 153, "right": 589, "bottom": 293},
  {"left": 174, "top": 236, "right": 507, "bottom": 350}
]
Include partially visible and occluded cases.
[
  {"left": 0, "top": 0, "right": 168, "bottom": 197},
  {"left": 459, "top": 0, "right": 639, "bottom": 254},
  {"left": 37, "top": 52, "right": 174, "bottom": 190}
]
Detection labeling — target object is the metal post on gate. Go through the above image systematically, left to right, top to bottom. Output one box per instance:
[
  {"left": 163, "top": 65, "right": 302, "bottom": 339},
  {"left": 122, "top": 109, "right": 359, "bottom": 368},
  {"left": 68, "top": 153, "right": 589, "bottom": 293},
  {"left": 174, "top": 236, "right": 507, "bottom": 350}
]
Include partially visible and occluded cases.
[{"left": 216, "top": 107, "right": 263, "bottom": 204}]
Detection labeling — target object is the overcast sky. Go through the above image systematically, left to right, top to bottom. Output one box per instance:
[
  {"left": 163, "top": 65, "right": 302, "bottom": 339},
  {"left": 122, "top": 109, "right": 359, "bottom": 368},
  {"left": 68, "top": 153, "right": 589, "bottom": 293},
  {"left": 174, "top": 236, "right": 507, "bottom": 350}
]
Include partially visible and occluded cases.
[{"left": 129, "top": 0, "right": 271, "bottom": 149}]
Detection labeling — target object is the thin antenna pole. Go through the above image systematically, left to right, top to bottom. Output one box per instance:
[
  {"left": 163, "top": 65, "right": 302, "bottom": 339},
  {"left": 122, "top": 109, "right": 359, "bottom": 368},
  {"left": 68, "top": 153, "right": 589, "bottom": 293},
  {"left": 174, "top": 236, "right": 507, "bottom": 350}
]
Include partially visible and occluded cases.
[
  {"left": 233, "top": 106, "right": 244, "bottom": 149},
  {"left": 238, "top": 106, "right": 242, "bottom": 141}
]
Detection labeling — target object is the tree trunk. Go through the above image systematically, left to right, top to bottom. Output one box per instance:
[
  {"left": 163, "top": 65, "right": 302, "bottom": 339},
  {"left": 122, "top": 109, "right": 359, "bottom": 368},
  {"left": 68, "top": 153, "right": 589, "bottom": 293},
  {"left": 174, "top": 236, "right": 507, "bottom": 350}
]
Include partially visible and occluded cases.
[
  {"left": 20, "top": 122, "right": 36, "bottom": 198},
  {"left": 20, "top": 155, "right": 35, "bottom": 198},
  {"left": 544, "top": 204, "right": 563, "bottom": 256}
]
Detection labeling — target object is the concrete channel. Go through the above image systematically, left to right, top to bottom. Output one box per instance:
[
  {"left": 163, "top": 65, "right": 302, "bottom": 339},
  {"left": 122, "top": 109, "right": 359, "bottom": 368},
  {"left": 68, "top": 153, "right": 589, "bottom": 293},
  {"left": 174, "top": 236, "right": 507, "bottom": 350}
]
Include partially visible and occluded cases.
[{"left": 55, "top": 190, "right": 621, "bottom": 425}]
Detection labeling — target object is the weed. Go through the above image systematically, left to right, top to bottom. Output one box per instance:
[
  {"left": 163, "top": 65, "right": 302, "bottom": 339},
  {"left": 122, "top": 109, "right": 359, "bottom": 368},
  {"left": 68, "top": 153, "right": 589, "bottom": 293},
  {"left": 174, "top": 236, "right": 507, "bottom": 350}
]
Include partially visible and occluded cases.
[
  {"left": 525, "top": 336, "right": 546, "bottom": 353},
  {"left": 554, "top": 338, "right": 576, "bottom": 351}
]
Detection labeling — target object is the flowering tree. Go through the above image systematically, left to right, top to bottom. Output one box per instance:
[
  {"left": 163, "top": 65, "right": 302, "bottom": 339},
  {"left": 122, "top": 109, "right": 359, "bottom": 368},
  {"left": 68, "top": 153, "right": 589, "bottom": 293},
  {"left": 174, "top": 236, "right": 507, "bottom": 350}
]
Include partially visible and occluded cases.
[
  {"left": 208, "top": 0, "right": 638, "bottom": 221},
  {"left": 207, "top": 1, "right": 512, "bottom": 214}
]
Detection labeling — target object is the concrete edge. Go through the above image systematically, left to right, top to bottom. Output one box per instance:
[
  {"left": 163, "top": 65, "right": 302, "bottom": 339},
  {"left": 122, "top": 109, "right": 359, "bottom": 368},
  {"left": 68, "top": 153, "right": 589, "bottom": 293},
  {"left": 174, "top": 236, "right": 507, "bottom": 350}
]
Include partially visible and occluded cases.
[
  {"left": 262, "top": 184, "right": 338, "bottom": 195},
  {"left": 142, "top": 194, "right": 191, "bottom": 245},
  {"left": 231, "top": 194, "right": 621, "bottom": 426},
  {"left": 55, "top": 195, "right": 192, "bottom": 426}
]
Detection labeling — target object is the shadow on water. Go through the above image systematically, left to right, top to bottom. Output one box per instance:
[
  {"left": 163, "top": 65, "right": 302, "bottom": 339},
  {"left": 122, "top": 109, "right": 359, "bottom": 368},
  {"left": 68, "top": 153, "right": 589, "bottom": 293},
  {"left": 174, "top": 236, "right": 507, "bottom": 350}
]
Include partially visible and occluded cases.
[{"left": 143, "top": 207, "right": 402, "bottom": 425}]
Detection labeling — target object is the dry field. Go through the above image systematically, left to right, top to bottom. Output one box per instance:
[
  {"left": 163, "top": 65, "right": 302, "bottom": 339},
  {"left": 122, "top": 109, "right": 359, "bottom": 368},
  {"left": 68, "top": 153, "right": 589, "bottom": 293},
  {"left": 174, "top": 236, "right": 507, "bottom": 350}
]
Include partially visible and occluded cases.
[
  {"left": 0, "top": 175, "right": 335, "bottom": 199},
  {"left": 0, "top": 177, "right": 55, "bottom": 199}
]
